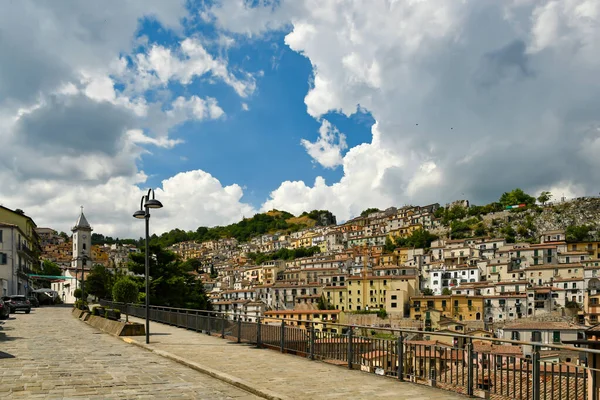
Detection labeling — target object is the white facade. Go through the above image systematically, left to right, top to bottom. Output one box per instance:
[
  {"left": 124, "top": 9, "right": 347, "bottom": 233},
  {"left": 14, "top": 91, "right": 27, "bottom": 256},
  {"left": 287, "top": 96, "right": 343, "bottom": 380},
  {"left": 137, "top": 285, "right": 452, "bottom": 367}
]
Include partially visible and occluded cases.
[
  {"left": 71, "top": 210, "right": 92, "bottom": 271},
  {"left": 0, "top": 224, "right": 32, "bottom": 296}
]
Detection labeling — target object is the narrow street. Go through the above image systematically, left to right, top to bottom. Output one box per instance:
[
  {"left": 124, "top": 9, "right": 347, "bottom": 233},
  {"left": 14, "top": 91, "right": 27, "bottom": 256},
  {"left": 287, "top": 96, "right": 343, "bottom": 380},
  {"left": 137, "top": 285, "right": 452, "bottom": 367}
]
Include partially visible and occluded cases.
[{"left": 0, "top": 307, "right": 259, "bottom": 399}]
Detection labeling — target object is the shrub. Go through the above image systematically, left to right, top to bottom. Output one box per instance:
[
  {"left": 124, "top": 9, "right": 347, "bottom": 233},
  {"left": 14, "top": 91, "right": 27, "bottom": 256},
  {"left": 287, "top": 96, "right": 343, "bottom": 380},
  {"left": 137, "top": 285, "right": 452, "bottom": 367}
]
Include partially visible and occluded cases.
[
  {"left": 112, "top": 277, "right": 139, "bottom": 323},
  {"left": 74, "top": 300, "right": 89, "bottom": 311}
]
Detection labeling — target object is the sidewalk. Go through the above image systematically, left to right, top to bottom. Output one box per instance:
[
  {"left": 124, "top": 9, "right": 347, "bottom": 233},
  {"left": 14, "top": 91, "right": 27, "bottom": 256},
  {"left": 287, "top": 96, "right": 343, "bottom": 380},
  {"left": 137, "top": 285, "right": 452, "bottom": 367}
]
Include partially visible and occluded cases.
[{"left": 119, "top": 315, "right": 465, "bottom": 400}]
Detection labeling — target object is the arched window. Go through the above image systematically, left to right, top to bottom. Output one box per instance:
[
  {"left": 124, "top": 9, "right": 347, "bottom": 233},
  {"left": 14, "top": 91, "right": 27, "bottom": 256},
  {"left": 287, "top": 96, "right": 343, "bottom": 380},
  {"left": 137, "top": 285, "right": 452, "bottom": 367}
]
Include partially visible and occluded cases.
[{"left": 83, "top": 243, "right": 86, "bottom": 250}]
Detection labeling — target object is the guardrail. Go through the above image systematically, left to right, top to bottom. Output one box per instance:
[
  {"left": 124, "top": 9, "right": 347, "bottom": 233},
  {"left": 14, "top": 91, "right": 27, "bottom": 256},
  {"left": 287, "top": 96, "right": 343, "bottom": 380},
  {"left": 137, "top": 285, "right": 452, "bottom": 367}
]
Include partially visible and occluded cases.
[{"left": 99, "top": 300, "right": 596, "bottom": 400}]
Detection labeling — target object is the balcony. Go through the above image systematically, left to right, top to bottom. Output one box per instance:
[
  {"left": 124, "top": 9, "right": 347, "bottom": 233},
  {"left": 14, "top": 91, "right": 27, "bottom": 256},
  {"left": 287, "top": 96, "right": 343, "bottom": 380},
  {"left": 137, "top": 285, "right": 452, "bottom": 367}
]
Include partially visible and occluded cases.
[{"left": 17, "top": 243, "right": 37, "bottom": 260}]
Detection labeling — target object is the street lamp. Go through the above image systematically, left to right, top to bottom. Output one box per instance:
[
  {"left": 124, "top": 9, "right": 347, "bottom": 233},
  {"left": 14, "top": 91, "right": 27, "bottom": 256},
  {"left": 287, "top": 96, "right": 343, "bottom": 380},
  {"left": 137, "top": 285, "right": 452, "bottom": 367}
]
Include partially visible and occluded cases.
[{"left": 133, "top": 188, "right": 163, "bottom": 344}]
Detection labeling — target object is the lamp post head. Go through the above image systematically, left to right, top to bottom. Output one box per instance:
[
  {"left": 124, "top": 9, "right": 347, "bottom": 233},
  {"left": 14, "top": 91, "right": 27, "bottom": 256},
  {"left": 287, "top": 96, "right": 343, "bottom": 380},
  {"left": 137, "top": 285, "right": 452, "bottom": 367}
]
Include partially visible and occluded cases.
[
  {"left": 144, "top": 198, "right": 163, "bottom": 209},
  {"left": 133, "top": 210, "right": 146, "bottom": 219}
]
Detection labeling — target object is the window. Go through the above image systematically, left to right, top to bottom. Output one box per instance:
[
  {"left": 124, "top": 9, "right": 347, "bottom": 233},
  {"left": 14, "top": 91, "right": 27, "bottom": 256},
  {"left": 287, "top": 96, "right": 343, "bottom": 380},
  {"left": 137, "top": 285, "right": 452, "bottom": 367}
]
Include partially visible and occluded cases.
[
  {"left": 0, "top": 230, "right": 3, "bottom": 242},
  {"left": 0, "top": 253, "right": 6, "bottom": 264},
  {"left": 391, "top": 295, "right": 397, "bottom": 300},
  {"left": 391, "top": 303, "right": 397, "bottom": 308},
  {"left": 511, "top": 331, "right": 520, "bottom": 340},
  {"left": 531, "top": 331, "right": 542, "bottom": 342},
  {"left": 553, "top": 331, "right": 561, "bottom": 343}
]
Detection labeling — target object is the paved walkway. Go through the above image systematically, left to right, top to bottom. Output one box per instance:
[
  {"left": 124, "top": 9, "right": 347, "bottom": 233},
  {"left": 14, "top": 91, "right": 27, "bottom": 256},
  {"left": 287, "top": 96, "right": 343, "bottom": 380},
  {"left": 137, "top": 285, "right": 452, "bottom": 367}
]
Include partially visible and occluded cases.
[
  {"left": 0, "top": 307, "right": 260, "bottom": 399},
  {"left": 120, "top": 314, "right": 466, "bottom": 400}
]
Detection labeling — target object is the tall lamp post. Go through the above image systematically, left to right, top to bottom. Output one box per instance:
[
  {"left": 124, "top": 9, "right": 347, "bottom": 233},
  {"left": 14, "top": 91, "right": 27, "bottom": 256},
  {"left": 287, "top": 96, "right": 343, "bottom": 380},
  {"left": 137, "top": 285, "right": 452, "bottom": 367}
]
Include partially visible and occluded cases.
[{"left": 133, "top": 189, "right": 163, "bottom": 344}]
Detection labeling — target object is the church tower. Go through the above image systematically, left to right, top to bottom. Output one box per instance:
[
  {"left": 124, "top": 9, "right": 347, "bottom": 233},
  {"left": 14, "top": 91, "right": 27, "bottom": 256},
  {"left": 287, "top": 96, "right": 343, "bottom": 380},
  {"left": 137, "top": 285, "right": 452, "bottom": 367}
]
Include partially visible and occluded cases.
[{"left": 71, "top": 207, "right": 93, "bottom": 270}]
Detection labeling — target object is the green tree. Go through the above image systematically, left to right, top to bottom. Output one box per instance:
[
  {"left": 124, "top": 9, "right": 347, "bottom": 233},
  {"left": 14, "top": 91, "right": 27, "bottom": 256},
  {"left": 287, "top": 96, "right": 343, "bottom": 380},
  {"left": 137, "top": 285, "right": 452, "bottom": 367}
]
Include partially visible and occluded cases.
[
  {"left": 499, "top": 188, "right": 536, "bottom": 208},
  {"left": 537, "top": 191, "right": 552, "bottom": 205},
  {"left": 360, "top": 208, "right": 380, "bottom": 217},
  {"left": 473, "top": 223, "right": 487, "bottom": 237},
  {"left": 501, "top": 225, "right": 517, "bottom": 243},
  {"left": 566, "top": 225, "right": 592, "bottom": 243},
  {"left": 395, "top": 229, "right": 438, "bottom": 249},
  {"left": 384, "top": 237, "right": 396, "bottom": 253},
  {"left": 128, "top": 245, "right": 212, "bottom": 310},
  {"left": 181, "top": 258, "right": 202, "bottom": 273},
  {"left": 40, "top": 260, "right": 62, "bottom": 276},
  {"left": 86, "top": 265, "right": 112, "bottom": 301},
  {"left": 210, "top": 265, "right": 218, "bottom": 279},
  {"left": 112, "top": 277, "right": 139, "bottom": 322},
  {"left": 421, "top": 288, "right": 434, "bottom": 296},
  {"left": 442, "top": 288, "right": 452, "bottom": 295},
  {"left": 317, "top": 295, "right": 335, "bottom": 310}
]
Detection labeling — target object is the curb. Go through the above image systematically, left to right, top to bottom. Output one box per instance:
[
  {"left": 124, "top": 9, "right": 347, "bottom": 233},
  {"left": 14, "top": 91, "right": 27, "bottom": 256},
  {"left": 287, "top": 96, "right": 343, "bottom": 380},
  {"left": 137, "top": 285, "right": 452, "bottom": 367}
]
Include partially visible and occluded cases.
[{"left": 120, "top": 337, "right": 289, "bottom": 400}]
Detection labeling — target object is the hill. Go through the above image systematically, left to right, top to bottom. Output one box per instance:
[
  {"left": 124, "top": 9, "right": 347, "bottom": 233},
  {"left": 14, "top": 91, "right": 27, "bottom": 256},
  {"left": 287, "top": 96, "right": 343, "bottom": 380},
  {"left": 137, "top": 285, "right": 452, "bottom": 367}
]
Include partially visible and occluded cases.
[
  {"left": 431, "top": 196, "right": 600, "bottom": 243},
  {"left": 148, "top": 209, "right": 337, "bottom": 248}
]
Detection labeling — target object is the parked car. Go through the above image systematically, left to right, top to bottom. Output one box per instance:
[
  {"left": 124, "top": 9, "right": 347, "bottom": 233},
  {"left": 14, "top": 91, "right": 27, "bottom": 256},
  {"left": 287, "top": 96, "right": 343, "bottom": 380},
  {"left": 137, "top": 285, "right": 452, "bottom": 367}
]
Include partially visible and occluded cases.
[
  {"left": 6, "top": 295, "right": 31, "bottom": 314},
  {"left": 28, "top": 296, "right": 40, "bottom": 307},
  {"left": 0, "top": 298, "right": 10, "bottom": 319}
]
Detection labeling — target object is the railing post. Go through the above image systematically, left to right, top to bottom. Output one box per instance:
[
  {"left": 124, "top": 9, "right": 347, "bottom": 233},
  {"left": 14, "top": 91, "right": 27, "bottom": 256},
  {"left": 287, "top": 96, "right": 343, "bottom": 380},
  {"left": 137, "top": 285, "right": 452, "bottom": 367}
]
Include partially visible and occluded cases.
[
  {"left": 206, "top": 312, "right": 211, "bottom": 335},
  {"left": 221, "top": 313, "right": 226, "bottom": 339},
  {"left": 237, "top": 317, "right": 242, "bottom": 343},
  {"left": 256, "top": 317, "right": 262, "bottom": 348},
  {"left": 280, "top": 320, "right": 285, "bottom": 353},
  {"left": 309, "top": 322, "right": 315, "bottom": 360},
  {"left": 347, "top": 327, "right": 354, "bottom": 370},
  {"left": 397, "top": 333, "right": 404, "bottom": 381},
  {"left": 466, "top": 338, "right": 474, "bottom": 397},
  {"left": 532, "top": 344, "right": 541, "bottom": 400}
]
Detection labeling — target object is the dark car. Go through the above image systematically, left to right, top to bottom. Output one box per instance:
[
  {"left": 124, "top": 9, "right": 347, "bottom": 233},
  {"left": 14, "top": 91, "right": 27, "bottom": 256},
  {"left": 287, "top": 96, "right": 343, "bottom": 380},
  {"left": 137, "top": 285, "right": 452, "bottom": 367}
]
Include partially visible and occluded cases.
[
  {"left": 7, "top": 295, "right": 31, "bottom": 314},
  {"left": 28, "top": 296, "right": 40, "bottom": 307},
  {"left": 0, "top": 298, "right": 10, "bottom": 319}
]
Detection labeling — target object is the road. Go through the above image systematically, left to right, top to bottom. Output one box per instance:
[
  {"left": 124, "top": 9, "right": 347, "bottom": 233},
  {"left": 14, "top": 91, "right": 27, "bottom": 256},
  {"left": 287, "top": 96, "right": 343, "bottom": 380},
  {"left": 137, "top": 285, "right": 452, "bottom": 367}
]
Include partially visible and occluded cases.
[{"left": 0, "top": 306, "right": 260, "bottom": 399}]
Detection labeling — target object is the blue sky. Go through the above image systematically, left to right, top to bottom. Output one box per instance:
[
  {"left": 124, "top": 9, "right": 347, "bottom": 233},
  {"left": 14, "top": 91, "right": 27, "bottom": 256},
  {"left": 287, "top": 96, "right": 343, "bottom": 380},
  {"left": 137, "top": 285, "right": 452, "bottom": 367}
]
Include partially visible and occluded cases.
[
  {"left": 2, "top": 0, "right": 598, "bottom": 237},
  {"left": 135, "top": 21, "right": 374, "bottom": 208}
]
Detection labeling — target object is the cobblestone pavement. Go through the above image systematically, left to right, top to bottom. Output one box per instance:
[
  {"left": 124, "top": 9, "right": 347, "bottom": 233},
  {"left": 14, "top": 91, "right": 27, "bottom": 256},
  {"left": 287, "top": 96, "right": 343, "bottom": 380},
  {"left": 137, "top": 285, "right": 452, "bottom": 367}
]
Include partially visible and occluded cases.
[
  {"left": 0, "top": 307, "right": 260, "bottom": 399},
  {"left": 123, "top": 315, "right": 467, "bottom": 400}
]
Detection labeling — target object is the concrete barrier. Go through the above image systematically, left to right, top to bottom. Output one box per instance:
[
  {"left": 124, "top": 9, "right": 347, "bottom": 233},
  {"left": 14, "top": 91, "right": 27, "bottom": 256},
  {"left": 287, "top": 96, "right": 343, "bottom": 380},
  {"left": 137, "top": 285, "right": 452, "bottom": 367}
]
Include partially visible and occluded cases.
[{"left": 80, "top": 314, "right": 146, "bottom": 337}]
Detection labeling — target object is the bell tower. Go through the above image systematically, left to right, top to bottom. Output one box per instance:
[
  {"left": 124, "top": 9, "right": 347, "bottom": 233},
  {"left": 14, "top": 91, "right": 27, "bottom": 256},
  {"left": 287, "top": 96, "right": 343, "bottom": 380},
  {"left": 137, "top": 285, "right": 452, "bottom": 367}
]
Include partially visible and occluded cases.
[{"left": 71, "top": 206, "right": 93, "bottom": 270}]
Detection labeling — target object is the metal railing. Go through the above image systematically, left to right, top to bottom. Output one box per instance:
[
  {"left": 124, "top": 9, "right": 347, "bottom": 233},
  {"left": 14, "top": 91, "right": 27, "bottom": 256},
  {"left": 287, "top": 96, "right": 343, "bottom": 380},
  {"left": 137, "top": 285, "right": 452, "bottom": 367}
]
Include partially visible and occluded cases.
[{"left": 99, "top": 300, "right": 596, "bottom": 400}]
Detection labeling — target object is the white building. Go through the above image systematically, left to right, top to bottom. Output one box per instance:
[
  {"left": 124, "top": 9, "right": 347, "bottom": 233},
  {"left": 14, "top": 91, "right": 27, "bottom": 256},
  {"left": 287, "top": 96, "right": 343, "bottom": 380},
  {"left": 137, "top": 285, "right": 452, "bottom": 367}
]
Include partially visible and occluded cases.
[
  {"left": 0, "top": 206, "right": 40, "bottom": 297},
  {"left": 51, "top": 209, "right": 92, "bottom": 304}
]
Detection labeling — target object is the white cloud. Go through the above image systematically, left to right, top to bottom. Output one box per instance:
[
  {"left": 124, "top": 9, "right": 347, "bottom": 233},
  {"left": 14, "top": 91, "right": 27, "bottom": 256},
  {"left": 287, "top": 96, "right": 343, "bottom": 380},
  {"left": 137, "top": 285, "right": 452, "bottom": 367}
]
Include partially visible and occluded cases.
[
  {"left": 211, "top": 0, "right": 600, "bottom": 222},
  {"left": 0, "top": 1, "right": 257, "bottom": 237},
  {"left": 124, "top": 38, "right": 256, "bottom": 97},
  {"left": 241, "top": 103, "right": 250, "bottom": 111},
  {"left": 300, "top": 120, "right": 347, "bottom": 168},
  {"left": 0, "top": 169, "right": 255, "bottom": 238}
]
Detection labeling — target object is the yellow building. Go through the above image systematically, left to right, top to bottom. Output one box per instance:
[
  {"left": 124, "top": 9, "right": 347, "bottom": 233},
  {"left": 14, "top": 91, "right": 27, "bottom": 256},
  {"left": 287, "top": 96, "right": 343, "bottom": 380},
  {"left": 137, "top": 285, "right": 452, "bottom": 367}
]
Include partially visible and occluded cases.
[
  {"left": 388, "top": 223, "right": 422, "bottom": 240},
  {"left": 565, "top": 241, "right": 600, "bottom": 259},
  {"left": 344, "top": 275, "right": 417, "bottom": 314},
  {"left": 409, "top": 295, "right": 485, "bottom": 322},
  {"left": 263, "top": 309, "right": 344, "bottom": 332}
]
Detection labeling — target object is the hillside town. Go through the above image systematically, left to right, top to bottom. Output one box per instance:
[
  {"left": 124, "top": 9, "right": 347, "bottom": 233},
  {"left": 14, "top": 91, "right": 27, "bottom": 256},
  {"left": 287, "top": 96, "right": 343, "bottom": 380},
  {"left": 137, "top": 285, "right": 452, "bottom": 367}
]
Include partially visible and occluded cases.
[
  {"left": 4, "top": 197, "right": 600, "bottom": 397},
  {"left": 5, "top": 197, "right": 599, "bottom": 335}
]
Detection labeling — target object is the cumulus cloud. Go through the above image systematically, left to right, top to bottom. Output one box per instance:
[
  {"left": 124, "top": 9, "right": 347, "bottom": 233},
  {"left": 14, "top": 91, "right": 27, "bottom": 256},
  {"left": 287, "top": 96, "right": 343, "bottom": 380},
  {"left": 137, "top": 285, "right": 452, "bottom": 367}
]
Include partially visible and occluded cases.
[
  {"left": 209, "top": 0, "right": 600, "bottom": 221},
  {"left": 0, "top": 1, "right": 257, "bottom": 236},
  {"left": 123, "top": 38, "right": 256, "bottom": 97},
  {"left": 301, "top": 120, "right": 347, "bottom": 168},
  {"left": 0, "top": 170, "right": 255, "bottom": 238}
]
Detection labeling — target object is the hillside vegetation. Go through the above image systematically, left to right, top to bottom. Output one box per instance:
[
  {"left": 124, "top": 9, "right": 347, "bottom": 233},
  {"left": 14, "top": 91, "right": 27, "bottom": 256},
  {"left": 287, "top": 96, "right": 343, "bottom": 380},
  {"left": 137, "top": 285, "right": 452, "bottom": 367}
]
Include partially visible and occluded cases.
[
  {"left": 433, "top": 189, "right": 600, "bottom": 243},
  {"left": 148, "top": 209, "right": 336, "bottom": 248}
]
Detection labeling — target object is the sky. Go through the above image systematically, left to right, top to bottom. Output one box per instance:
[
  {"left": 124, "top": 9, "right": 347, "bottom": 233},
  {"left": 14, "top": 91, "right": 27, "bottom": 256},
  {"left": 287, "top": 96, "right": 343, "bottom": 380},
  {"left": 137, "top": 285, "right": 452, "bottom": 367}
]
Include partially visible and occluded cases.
[{"left": 1, "top": 0, "right": 600, "bottom": 238}]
